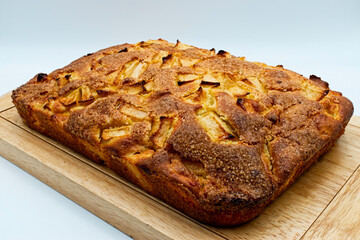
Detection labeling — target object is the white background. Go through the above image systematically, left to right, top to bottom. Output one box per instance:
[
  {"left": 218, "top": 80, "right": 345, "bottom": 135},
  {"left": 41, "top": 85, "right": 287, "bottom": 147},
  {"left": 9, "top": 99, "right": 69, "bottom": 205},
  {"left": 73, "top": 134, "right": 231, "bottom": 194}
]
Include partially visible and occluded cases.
[{"left": 0, "top": 0, "right": 359, "bottom": 239}]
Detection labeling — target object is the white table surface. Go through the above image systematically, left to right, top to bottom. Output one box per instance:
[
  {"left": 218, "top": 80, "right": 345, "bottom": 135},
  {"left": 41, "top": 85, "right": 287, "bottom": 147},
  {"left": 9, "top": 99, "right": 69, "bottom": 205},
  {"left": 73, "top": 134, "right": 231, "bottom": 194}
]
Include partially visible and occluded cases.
[{"left": 0, "top": 0, "right": 359, "bottom": 239}]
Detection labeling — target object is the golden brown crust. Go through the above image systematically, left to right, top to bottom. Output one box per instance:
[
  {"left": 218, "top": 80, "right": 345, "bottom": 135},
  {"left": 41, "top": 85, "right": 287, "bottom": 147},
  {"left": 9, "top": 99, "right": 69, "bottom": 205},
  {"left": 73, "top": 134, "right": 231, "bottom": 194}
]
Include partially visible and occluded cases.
[{"left": 11, "top": 39, "right": 354, "bottom": 226}]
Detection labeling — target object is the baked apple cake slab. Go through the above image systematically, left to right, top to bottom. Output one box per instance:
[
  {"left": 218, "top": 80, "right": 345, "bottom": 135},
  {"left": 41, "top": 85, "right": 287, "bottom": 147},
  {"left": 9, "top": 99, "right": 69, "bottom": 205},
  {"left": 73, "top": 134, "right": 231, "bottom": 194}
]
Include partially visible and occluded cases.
[{"left": 11, "top": 39, "right": 353, "bottom": 226}]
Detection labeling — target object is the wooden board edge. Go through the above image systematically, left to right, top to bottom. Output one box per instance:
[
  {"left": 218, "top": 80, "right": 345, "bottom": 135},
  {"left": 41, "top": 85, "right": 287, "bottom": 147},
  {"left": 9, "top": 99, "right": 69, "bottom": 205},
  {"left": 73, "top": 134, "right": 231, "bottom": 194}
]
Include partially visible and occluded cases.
[
  {"left": 0, "top": 92, "right": 14, "bottom": 112},
  {"left": 349, "top": 115, "right": 360, "bottom": 128},
  {"left": 299, "top": 123, "right": 360, "bottom": 239},
  {"left": 301, "top": 163, "right": 360, "bottom": 239}
]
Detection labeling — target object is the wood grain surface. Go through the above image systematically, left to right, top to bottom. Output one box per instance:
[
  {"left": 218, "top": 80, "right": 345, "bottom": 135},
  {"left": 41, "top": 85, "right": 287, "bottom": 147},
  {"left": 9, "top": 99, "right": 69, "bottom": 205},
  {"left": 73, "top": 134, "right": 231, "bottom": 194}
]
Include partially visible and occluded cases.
[
  {"left": 0, "top": 92, "right": 13, "bottom": 113},
  {"left": 0, "top": 93, "right": 359, "bottom": 240}
]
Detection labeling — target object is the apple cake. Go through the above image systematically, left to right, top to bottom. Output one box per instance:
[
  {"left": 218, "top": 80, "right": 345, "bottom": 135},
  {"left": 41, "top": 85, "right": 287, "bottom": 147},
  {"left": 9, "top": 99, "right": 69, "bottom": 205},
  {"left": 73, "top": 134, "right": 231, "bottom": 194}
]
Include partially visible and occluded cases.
[{"left": 12, "top": 39, "right": 354, "bottom": 226}]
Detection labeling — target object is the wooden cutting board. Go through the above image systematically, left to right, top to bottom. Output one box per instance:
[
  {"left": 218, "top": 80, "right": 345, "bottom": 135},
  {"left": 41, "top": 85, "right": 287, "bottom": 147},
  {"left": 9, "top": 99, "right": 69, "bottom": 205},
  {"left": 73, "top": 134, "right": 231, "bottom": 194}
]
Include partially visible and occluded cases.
[{"left": 0, "top": 92, "right": 359, "bottom": 240}]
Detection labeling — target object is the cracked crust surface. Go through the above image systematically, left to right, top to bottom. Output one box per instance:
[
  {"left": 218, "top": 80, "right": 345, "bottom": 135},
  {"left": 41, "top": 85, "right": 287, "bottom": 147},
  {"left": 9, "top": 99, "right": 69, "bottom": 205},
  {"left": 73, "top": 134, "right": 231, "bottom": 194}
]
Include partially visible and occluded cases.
[{"left": 12, "top": 39, "right": 354, "bottom": 226}]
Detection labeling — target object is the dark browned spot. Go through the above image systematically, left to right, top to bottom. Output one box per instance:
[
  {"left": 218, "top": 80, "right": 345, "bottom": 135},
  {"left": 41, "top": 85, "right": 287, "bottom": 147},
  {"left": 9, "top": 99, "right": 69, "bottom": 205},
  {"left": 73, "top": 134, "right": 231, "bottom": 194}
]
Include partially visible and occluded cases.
[
  {"left": 174, "top": 39, "right": 180, "bottom": 47},
  {"left": 118, "top": 48, "right": 128, "bottom": 53},
  {"left": 217, "top": 50, "right": 227, "bottom": 56},
  {"left": 162, "top": 54, "right": 172, "bottom": 64},
  {"left": 276, "top": 64, "right": 283, "bottom": 68},
  {"left": 37, "top": 73, "right": 48, "bottom": 82},
  {"left": 65, "top": 74, "right": 71, "bottom": 80},
  {"left": 309, "top": 75, "right": 321, "bottom": 81},
  {"left": 309, "top": 75, "right": 329, "bottom": 88},
  {"left": 122, "top": 77, "right": 134, "bottom": 85},
  {"left": 241, "top": 78, "right": 253, "bottom": 85},
  {"left": 177, "top": 80, "right": 196, "bottom": 87},
  {"left": 200, "top": 81, "right": 220, "bottom": 87},
  {"left": 317, "top": 89, "right": 330, "bottom": 101},
  {"left": 237, "top": 92, "right": 250, "bottom": 97},
  {"left": 79, "top": 96, "right": 95, "bottom": 103},
  {"left": 236, "top": 98, "right": 247, "bottom": 111},
  {"left": 43, "top": 103, "right": 50, "bottom": 110},
  {"left": 265, "top": 111, "right": 279, "bottom": 124},
  {"left": 224, "top": 133, "right": 235, "bottom": 139},
  {"left": 138, "top": 164, "right": 152, "bottom": 175}
]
